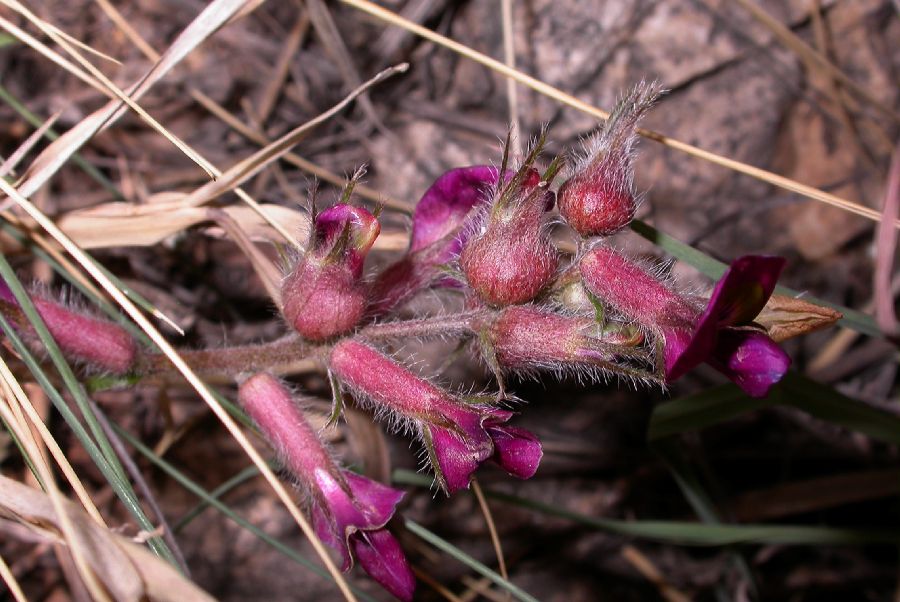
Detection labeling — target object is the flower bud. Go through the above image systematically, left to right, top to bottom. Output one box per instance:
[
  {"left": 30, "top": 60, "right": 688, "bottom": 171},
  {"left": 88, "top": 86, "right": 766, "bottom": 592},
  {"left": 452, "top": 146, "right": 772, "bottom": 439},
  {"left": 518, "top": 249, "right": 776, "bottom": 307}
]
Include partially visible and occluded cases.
[
  {"left": 558, "top": 82, "right": 661, "bottom": 237},
  {"left": 459, "top": 159, "right": 559, "bottom": 307},
  {"left": 281, "top": 204, "right": 379, "bottom": 341},
  {"left": 0, "top": 282, "right": 137, "bottom": 374},
  {"left": 487, "top": 305, "right": 643, "bottom": 373},
  {"left": 329, "top": 339, "right": 542, "bottom": 493},
  {"left": 237, "top": 373, "right": 415, "bottom": 600}
]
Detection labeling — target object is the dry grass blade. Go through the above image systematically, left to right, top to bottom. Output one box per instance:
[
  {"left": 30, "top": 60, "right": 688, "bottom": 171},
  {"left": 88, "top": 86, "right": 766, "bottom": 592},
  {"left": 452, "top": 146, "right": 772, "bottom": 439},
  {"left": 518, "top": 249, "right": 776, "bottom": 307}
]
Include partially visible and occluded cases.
[
  {"left": 2, "top": 0, "right": 216, "bottom": 178},
  {"left": 15, "top": 0, "right": 253, "bottom": 199},
  {"left": 339, "top": 0, "right": 899, "bottom": 229},
  {"left": 500, "top": 0, "right": 520, "bottom": 159},
  {"left": 730, "top": 0, "right": 900, "bottom": 125},
  {"left": 254, "top": 12, "right": 310, "bottom": 125},
  {"left": 0, "top": 14, "right": 107, "bottom": 95},
  {"left": 179, "top": 63, "right": 408, "bottom": 208},
  {"left": 190, "top": 89, "right": 410, "bottom": 211},
  {"left": 0, "top": 111, "right": 60, "bottom": 180},
  {"left": 875, "top": 143, "right": 900, "bottom": 336},
  {"left": 0, "top": 176, "right": 358, "bottom": 600},
  {"left": 53, "top": 201, "right": 307, "bottom": 250},
  {"left": 206, "top": 208, "right": 283, "bottom": 308},
  {"left": 0, "top": 360, "right": 111, "bottom": 602},
  {"left": 9, "top": 378, "right": 107, "bottom": 527},
  {"left": 0, "top": 473, "right": 215, "bottom": 601},
  {"left": 471, "top": 479, "right": 509, "bottom": 591},
  {"left": 621, "top": 545, "right": 691, "bottom": 602},
  {"left": 0, "top": 552, "right": 26, "bottom": 602}
]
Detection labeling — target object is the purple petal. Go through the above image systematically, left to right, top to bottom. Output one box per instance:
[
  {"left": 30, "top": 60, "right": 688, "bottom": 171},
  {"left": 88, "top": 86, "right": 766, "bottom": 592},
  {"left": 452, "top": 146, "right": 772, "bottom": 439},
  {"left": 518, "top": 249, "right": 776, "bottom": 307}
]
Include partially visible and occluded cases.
[
  {"left": 410, "top": 166, "right": 501, "bottom": 252},
  {"left": 311, "top": 204, "right": 380, "bottom": 274},
  {"left": 665, "top": 255, "right": 786, "bottom": 381},
  {"left": 704, "top": 255, "right": 785, "bottom": 328},
  {"left": 709, "top": 329, "right": 791, "bottom": 398},
  {"left": 427, "top": 423, "right": 493, "bottom": 493},
  {"left": 487, "top": 424, "right": 542, "bottom": 479},
  {"left": 342, "top": 471, "right": 405, "bottom": 527},
  {"left": 310, "top": 503, "right": 351, "bottom": 571},
  {"left": 351, "top": 529, "right": 416, "bottom": 601}
]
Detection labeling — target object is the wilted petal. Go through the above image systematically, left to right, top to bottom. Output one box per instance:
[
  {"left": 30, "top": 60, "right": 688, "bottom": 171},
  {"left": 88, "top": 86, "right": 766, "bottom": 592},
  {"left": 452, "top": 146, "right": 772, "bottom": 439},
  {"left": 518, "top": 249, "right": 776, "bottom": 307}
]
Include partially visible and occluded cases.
[
  {"left": 410, "top": 165, "right": 500, "bottom": 252},
  {"left": 709, "top": 329, "right": 791, "bottom": 398},
  {"left": 351, "top": 529, "right": 416, "bottom": 602}
]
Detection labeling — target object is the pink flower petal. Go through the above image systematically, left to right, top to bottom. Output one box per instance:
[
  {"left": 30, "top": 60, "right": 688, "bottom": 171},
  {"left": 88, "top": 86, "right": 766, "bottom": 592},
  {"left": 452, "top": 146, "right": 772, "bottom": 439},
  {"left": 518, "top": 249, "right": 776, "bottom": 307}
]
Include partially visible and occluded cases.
[
  {"left": 709, "top": 329, "right": 791, "bottom": 398},
  {"left": 487, "top": 424, "right": 542, "bottom": 479},
  {"left": 351, "top": 529, "right": 416, "bottom": 601}
]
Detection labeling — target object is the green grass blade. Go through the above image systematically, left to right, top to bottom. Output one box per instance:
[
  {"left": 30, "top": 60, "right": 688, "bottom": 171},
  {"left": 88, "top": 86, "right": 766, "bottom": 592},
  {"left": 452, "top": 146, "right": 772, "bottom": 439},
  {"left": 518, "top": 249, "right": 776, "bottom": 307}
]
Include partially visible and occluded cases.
[
  {"left": 630, "top": 219, "right": 880, "bottom": 337},
  {"left": 0, "top": 257, "right": 177, "bottom": 564},
  {"left": 0, "top": 310, "right": 176, "bottom": 563},
  {"left": 648, "top": 373, "right": 900, "bottom": 445},
  {"left": 113, "top": 424, "right": 378, "bottom": 602},
  {"left": 174, "top": 465, "right": 262, "bottom": 532},
  {"left": 393, "top": 470, "right": 900, "bottom": 546},
  {"left": 403, "top": 519, "right": 541, "bottom": 602}
]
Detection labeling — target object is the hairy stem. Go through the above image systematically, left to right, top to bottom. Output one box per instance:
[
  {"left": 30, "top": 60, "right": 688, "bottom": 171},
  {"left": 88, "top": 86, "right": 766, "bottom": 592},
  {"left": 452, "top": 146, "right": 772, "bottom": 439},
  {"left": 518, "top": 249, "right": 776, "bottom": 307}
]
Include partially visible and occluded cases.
[
  {"left": 359, "top": 311, "right": 489, "bottom": 341},
  {"left": 135, "top": 335, "right": 319, "bottom": 379}
]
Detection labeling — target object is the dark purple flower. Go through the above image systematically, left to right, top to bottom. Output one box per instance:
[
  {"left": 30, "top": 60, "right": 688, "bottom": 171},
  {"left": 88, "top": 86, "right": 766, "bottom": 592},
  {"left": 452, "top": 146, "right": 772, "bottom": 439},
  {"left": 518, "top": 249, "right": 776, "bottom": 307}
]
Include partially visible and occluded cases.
[
  {"left": 370, "top": 166, "right": 502, "bottom": 315},
  {"left": 281, "top": 204, "right": 380, "bottom": 341},
  {"left": 580, "top": 248, "right": 790, "bottom": 397},
  {"left": 664, "top": 255, "right": 790, "bottom": 397},
  {"left": 0, "top": 281, "right": 137, "bottom": 374},
  {"left": 329, "top": 339, "right": 542, "bottom": 493},
  {"left": 237, "top": 373, "right": 414, "bottom": 601}
]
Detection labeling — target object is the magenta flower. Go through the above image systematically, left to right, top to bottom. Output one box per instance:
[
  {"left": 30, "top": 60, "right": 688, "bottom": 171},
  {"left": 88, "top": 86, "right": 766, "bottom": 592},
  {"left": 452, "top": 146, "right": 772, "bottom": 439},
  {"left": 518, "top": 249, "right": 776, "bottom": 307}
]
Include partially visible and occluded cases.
[
  {"left": 370, "top": 165, "right": 502, "bottom": 315},
  {"left": 281, "top": 204, "right": 380, "bottom": 341},
  {"left": 579, "top": 248, "right": 790, "bottom": 397},
  {"left": 0, "top": 281, "right": 137, "bottom": 374},
  {"left": 329, "top": 339, "right": 542, "bottom": 493},
  {"left": 237, "top": 373, "right": 415, "bottom": 601}
]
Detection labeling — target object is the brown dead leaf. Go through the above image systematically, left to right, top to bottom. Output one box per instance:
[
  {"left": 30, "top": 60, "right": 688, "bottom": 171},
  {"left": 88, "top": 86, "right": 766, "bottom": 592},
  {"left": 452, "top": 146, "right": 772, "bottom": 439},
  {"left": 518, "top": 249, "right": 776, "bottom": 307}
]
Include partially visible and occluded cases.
[
  {"left": 756, "top": 293, "right": 842, "bottom": 342},
  {"left": 0, "top": 474, "right": 216, "bottom": 602}
]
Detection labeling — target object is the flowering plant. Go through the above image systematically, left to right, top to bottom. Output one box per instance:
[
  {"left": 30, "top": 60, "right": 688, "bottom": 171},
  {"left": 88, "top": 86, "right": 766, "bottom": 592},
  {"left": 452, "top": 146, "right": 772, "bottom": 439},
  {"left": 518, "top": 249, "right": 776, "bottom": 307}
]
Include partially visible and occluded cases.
[{"left": 0, "top": 84, "right": 826, "bottom": 600}]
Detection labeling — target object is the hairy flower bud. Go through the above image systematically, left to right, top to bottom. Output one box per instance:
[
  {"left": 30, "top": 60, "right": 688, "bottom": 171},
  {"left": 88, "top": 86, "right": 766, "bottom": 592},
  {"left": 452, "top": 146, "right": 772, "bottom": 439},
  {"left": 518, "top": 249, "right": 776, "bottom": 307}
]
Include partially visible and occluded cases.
[
  {"left": 558, "top": 82, "right": 661, "bottom": 237},
  {"left": 459, "top": 158, "right": 559, "bottom": 306},
  {"left": 281, "top": 204, "right": 379, "bottom": 341},
  {"left": 0, "top": 282, "right": 137, "bottom": 374},
  {"left": 487, "top": 305, "right": 644, "bottom": 374},
  {"left": 329, "top": 339, "right": 542, "bottom": 493},
  {"left": 238, "top": 373, "right": 415, "bottom": 601}
]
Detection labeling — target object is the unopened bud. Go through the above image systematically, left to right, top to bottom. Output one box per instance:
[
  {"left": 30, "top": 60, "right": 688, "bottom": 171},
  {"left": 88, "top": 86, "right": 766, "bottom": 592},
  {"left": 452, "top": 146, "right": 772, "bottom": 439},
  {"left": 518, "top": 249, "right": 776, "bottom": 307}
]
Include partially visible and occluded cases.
[
  {"left": 558, "top": 82, "right": 661, "bottom": 237},
  {"left": 281, "top": 204, "right": 379, "bottom": 341}
]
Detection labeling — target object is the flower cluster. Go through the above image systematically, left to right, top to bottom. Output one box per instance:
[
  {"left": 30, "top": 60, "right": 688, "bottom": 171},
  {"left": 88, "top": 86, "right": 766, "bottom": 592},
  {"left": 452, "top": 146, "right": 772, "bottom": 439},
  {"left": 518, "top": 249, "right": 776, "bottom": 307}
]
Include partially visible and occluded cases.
[{"left": 0, "top": 83, "right": 810, "bottom": 600}]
